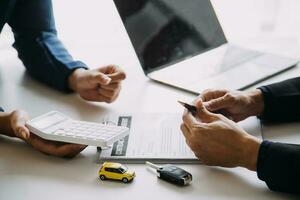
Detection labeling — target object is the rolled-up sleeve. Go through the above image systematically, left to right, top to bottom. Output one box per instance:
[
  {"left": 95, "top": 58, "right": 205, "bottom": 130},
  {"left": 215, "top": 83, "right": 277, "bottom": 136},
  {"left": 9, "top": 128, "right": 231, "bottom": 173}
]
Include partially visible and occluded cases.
[{"left": 8, "top": 0, "right": 87, "bottom": 92}]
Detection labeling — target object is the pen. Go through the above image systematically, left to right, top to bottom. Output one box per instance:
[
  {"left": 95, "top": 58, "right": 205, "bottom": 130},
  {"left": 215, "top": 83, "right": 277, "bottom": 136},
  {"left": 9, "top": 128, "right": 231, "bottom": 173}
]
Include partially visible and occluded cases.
[{"left": 177, "top": 100, "right": 197, "bottom": 115}]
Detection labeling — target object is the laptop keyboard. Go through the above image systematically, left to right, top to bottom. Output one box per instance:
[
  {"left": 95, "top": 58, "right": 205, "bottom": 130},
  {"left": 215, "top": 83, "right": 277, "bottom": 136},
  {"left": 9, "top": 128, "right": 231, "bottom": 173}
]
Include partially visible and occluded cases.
[
  {"left": 153, "top": 46, "right": 263, "bottom": 85},
  {"left": 215, "top": 46, "right": 263, "bottom": 73}
]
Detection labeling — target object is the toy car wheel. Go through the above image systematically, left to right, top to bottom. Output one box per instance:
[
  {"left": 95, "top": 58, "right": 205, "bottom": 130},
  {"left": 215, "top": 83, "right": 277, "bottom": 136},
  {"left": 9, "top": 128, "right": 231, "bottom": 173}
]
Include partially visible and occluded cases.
[
  {"left": 100, "top": 175, "right": 106, "bottom": 181},
  {"left": 122, "top": 178, "right": 128, "bottom": 183}
]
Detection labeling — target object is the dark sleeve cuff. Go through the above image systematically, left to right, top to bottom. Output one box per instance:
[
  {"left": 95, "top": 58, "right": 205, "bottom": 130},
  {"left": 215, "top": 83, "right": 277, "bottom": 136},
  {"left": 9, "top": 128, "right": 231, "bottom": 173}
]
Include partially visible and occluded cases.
[
  {"left": 257, "top": 77, "right": 300, "bottom": 122},
  {"left": 257, "top": 86, "right": 271, "bottom": 120},
  {"left": 0, "top": 107, "right": 4, "bottom": 112},
  {"left": 257, "top": 140, "right": 300, "bottom": 194},
  {"left": 257, "top": 140, "right": 273, "bottom": 181}
]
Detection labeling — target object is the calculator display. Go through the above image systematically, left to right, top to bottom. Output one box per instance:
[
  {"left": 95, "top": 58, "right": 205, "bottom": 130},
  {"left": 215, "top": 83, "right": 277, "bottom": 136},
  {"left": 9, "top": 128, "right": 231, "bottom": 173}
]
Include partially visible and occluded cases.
[{"left": 31, "top": 113, "right": 65, "bottom": 129}]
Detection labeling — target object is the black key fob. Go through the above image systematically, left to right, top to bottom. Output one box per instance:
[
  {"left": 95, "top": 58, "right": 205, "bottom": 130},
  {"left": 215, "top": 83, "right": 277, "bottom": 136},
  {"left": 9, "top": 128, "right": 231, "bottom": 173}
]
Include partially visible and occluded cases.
[{"left": 146, "top": 162, "right": 192, "bottom": 186}]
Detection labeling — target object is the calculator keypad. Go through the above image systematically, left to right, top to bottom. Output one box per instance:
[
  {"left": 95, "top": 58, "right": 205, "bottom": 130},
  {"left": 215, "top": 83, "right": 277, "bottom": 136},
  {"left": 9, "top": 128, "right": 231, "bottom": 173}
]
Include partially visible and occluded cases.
[{"left": 53, "top": 120, "right": 127, "bottom": 141}]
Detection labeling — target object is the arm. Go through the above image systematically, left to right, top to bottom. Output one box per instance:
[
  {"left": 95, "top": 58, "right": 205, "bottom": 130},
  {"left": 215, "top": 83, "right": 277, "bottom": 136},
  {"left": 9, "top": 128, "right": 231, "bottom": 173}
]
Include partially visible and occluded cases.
[
  {"left": 7, "top": 0, "right": 126, "bottom": 102},
  {"left": 8, "top": 0, "right": 87, "bottom": 92},
  {"left": 258, "top": 77, "right": 300, "bottom": 122},
  {"left": 181, "top": 104, "right": 300, "bottom": 194},
  {"left": 257, "top": 141, "right": 300, "bottom": 194}
]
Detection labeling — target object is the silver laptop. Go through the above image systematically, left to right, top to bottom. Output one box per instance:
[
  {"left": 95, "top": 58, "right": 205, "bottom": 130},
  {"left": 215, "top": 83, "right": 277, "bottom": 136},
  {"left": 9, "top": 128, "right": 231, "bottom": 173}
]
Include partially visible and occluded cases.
[{"left": 113, "top": 0, "right": 299, "bottom": 94}]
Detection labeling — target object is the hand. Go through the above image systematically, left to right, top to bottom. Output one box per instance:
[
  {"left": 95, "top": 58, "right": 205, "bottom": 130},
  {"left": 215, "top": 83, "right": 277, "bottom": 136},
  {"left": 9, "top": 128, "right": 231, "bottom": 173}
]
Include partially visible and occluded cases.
[
  {"left": 68, "top": 65, "right": 126, "bottom": 103},
  {"left": 198, "top": 89, "right": 264, "bottom": 122},
  {"left": 180, "top": 100, "right": 261, "bottom": 171},
  {"left": 7, "top": 110, "right": 86, "bottom": 158}
]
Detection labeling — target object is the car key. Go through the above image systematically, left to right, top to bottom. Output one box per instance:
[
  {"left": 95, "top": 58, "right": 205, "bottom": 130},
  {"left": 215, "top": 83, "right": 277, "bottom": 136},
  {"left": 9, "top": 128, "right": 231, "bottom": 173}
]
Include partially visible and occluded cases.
[{"left": 146, "top": 161, "right": 192, "bottom": 186}]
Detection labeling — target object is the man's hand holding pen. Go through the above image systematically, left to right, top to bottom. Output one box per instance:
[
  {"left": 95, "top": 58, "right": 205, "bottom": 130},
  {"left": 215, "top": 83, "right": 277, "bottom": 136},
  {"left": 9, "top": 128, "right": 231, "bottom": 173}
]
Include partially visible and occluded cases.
[
  {"left": 179, "top": 89, "right": 264, "bottom": 171},
  {"left": 199, "top": 89, "right": 264, "bottom": 122}
]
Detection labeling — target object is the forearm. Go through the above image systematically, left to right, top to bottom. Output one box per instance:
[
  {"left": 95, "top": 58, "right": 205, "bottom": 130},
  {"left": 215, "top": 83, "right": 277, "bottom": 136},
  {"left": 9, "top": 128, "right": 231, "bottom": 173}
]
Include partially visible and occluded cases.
[
  {"left": 8, "top": 0, "right": 88, "bottom": 92},
  {"left": 12, "top": 32, "right": 88, "bottom": 92},
  {"left": 258, "top": 77, "right": 300, "bottom": 122},
  {"left": 257, "top": 141, "right": 300, "bottom": 194}
]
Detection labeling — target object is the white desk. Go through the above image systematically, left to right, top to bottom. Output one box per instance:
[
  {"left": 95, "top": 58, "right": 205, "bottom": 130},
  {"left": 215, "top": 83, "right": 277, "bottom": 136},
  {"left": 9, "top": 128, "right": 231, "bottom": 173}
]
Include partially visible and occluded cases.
[{"left": 1, "top": 1, "right": 300, "bottom": 199}]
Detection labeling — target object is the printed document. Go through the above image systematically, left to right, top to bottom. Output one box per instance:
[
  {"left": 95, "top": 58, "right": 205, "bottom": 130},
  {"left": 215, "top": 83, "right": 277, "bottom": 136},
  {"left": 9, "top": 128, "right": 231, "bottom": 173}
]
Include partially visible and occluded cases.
[{"left": 99, "top": 114, "right": 262, "bottom": 163}]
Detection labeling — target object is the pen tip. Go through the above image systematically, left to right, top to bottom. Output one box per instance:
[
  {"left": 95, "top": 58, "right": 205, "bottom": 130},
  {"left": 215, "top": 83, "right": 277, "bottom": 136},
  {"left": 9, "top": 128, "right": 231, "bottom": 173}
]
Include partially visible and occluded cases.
[{"left": 177, "top": 100, "right": 185, "bottom": 106}]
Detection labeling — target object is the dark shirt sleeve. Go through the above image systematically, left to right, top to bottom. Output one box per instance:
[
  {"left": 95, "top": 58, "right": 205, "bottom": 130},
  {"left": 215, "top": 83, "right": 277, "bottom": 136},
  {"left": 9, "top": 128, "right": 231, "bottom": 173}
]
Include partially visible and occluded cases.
[
  {"left": 8, "top": 0, "right": 88, "bottom": 92},
  {"left": 258, "top": 77, "right": 300, "bottom": 122},
  {"left": 0, "top": 107, "right": 3, "bottom": 112},
  {"left": 257, "top": 140, "right": 300, "bottom": 194}
]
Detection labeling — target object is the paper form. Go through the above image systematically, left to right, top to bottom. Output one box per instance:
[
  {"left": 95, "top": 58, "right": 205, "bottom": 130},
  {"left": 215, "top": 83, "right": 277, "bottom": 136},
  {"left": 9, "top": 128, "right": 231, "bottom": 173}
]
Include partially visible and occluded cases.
[{"left": 99, "top": 114, "right": 261, "bottom": 164}]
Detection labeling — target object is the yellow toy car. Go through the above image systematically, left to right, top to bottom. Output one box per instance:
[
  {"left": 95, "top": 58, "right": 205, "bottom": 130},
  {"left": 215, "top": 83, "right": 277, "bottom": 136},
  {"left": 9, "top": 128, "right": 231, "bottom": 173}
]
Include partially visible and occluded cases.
[{"left": 98, "top": 162, "right": 135, "bottom": 183}]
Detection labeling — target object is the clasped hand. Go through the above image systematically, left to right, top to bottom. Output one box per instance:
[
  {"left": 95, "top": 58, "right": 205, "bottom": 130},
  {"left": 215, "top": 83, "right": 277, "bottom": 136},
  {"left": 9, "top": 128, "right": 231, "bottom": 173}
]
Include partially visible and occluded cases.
[
  {"left": 69, "top": 65, "right": 126, "bottom": 103},
  {"left": 181, "top": 89, "right": 264, "bottom": 171}
]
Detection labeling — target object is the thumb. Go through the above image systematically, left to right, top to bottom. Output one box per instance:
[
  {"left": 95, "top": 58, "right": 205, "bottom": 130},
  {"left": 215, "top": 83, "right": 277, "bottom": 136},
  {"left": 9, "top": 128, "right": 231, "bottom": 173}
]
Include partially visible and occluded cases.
[
  {"left": 94, "top": 73, "right": 111, "bottom": 85},
  {"left": 205, "top": 95, "right": 232, "bottom": 112},
  {"left": 195, "top": 99, "right": 217, "bottom": 123},
  {"left": 11, "top": 110, "right": 30, "bottom": 140},
  {"left": 15, "top": 126, "right": 30, "bottom": 140}
]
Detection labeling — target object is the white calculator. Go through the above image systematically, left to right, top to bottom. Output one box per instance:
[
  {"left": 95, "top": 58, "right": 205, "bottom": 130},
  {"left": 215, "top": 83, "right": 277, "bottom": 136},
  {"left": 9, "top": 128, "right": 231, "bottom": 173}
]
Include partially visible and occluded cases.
[{"left": 26, "top": 111, "right": 129, "bottom": 147}]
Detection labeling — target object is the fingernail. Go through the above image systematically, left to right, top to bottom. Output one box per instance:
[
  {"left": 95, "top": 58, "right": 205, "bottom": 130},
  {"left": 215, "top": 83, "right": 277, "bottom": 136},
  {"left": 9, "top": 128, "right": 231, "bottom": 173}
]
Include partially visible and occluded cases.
[
  {"left": 104, "top": 77, "right": 111, "bottom": 84},
  {"left": 205, "top": 102, "right": 211, "bottom": 108}
]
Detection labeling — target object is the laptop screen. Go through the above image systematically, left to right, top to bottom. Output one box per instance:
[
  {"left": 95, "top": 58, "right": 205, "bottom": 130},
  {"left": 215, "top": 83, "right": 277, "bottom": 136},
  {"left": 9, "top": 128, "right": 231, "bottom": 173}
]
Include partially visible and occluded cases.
[{"left": 113, "top": 0, "right": 227, "bottom": 74}]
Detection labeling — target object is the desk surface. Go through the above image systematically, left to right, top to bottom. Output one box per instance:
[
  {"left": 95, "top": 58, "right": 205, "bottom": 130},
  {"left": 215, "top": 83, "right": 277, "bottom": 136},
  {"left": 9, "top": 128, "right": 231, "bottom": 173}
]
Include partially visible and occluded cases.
[{"left": 1, "top": 1, "right": 300, "bottom": 199}]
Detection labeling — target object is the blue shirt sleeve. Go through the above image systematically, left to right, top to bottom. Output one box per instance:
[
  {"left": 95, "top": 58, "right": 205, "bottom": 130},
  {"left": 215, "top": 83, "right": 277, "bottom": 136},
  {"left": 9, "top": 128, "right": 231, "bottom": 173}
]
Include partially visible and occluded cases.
[{"left": 8, "top": 0, "right": 88, "bottom": 92}]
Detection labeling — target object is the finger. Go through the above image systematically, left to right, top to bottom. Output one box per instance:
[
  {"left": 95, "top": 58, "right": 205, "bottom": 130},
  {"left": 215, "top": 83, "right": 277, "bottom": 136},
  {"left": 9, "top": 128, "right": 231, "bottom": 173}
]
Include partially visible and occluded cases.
[
  {"left": 99, "top": 65, "right": 126, "bottom": 82},
  {"left": 99, "top": 65, "right": 119, "bottom": 74},
  {"left": 107, "top": 71, "right": 126, "bottom": 83},
  {"left": 91, "top": 73, "right": 111, "bottom": 85},
  {"left": 99, "top": 82, "right": 121, "bottom": 91},
  {"left": 98, "top": 87, "right": 120, "bottom": 100},
  {"left": 98, "top": 88, "right": 114, "bottom": 98},
  {"left": 200, "top": 89, "right": 229, "bottom": 102},
  {"left": 80, "top": 90, "right": 116, "bottom": 103},
  {"left": 95, "top": 93, "right": 117, "bottom": 103},
  {"left": 97, "top": 93, "right": 117, "bottom": 103},
  {"left": 206, "top": 94, "right": 233, "bottom": 111},
  {"left": 195, "top": 99, "right": 218, "bottom": 123},
  {"left": 10, "top": 110, "right": 30, "bottom": 139},
  {"left": 182, "top": 110, "right": 202, "bottom": 131},
  {"left": 182, "top": 111, "right": 208, "bottom": 134},
  {"left": 180, "top": 123, "right": 192, "bottom": 140},
  {"left": 181, "top": 124, "right": 199, "bottom": 153},
  {"left": 15, "top": 126, "right": 30, "bottom": 140},
  {"left": 26, "top": 134, "right": 56, "bottom": 155},
  {"left": 26, "top": 135, "right": 86, "bottom": 158},
  {"left": 55, "top": 144, "right": 87, "bottom": 158}
]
